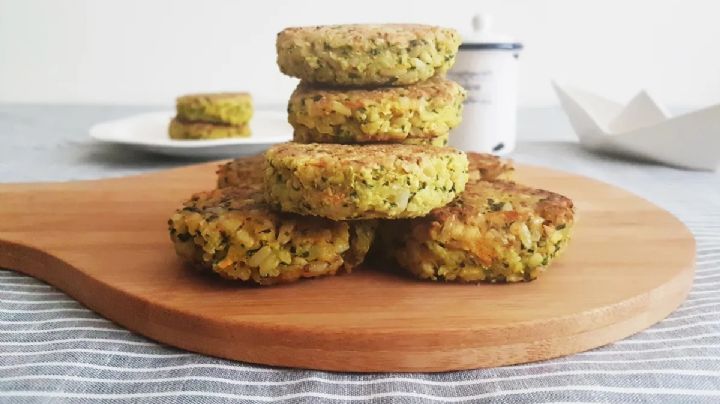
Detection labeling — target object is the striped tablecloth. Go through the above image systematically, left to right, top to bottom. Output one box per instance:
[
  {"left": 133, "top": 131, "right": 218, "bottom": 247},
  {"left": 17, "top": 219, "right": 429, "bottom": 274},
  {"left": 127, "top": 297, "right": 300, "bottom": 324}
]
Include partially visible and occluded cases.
[{"left": 1, "top": 141, "right": 719, "bottom": 403}]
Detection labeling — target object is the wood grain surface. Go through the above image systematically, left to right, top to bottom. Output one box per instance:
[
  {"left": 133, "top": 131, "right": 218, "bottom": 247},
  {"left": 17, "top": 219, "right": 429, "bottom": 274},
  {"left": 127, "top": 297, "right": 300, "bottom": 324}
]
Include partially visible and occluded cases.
[{"left": 0, "top": 162, "right": 695, "bottom": 372}]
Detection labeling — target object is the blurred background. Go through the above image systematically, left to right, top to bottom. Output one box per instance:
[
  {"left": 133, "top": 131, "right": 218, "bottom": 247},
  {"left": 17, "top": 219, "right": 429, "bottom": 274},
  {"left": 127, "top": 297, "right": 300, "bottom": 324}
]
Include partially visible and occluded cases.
[{"left": 2, "top": 1, "right": 718, "bottom": 108}]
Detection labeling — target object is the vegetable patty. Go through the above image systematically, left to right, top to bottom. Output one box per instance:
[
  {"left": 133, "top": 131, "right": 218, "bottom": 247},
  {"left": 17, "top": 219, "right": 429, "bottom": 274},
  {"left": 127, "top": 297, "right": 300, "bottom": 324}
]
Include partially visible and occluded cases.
[
  {"left": 276, "top": 24, "right": 461, "bottom": 86},
  {"left": 289, "top": 77, "right": 466, "bottom": 145},
  {"left": 176, "top": 92, "right": 253, "bottom": 126},
  {"left": 168, "top": 118, "right": 250, "bottom": 140},
  {"left": 264, "top": 142, "right": 469, "bottom": 220},
  {"left": 216, "top": 155, "right": 265, "bottom": 188},
  {"left": 386, "top": 180, "right": 574, "bottom": 283},
  {"left": 169, "top": 184, "right": 376, "bottom": 285}
]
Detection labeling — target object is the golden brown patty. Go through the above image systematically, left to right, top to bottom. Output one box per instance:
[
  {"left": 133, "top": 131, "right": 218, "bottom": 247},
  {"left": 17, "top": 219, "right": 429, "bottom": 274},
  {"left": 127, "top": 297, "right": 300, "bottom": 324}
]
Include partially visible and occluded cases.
[
  {"left": 276, "top": 24, "right": 461, "bottom": 86},
  {"left": 289, "top": 77, "right": 466, "bottom": 145},
  {"left": 176, "top": 93, "right": 253, "bottom": 126},
  {"left": 168, "top": 118, "right": 250, "bottom": 140},
  {"left": 264, "top": 142, "right": 469, "bottom": 220},
  {"left": 467, "top": 152, "right": 515, "bottom": 182},
  {"left": 217, "top": 153, "right": 511, "bottom": 189},
  {"left": 216, "top": 155, "right": 265, "bottom": 188},
  {"left": 385, "top": 180, "right": 574, "bottom": 283},
  {"left": 169, "top": 184, "right": 376, "bottom": 285}
]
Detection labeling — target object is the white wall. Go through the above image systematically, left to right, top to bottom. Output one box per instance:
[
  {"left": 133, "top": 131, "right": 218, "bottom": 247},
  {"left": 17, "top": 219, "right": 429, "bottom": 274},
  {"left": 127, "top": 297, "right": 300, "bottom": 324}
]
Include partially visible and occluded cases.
[{"left": 1, "top": 0, "right": 718, "bottom": 108}]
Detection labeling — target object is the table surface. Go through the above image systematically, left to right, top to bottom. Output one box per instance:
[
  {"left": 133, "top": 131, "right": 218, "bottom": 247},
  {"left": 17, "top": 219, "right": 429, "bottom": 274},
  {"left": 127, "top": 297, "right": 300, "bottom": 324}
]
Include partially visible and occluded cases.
[{"left": 1, "top": 105, "right": 719, "bottom": 403}]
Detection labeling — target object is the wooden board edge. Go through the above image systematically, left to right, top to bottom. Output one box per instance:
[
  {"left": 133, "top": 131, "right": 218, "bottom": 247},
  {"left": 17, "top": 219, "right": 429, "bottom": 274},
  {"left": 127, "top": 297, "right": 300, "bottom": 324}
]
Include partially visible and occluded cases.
[{"left": 0, "top": 238, "right": 695, "bottom": 372}]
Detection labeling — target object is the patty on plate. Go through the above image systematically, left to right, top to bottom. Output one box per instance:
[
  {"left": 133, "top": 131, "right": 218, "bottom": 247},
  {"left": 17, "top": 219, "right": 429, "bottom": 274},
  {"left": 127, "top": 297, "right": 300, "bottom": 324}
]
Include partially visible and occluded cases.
[
  {"left": 176, "top": 92, "right": 253, "bottom": 126},
  {"left": 168, "top": 118, "right": 250, "bottom": 140}
]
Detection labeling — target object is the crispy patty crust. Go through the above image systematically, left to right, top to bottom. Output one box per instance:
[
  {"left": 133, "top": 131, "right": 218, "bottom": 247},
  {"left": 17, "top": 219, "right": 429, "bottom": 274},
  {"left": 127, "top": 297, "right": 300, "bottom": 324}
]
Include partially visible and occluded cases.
[
  {"left": 276, "top": 24, "right": 461, "bottom": 86},
  {"left": 289, "top": 77, "right": 466, "bottom": 145},
  {"left": 176, "top": 93, "right": 253, "bottom": 126},
  {"left": 168, "top": 118, "right": 250, "bottom": 140},
  {"left": 264, "top": 143, "right": 469, "bottom": 220},
  {"left": 387, "top": 180, "right": 574, "bottom": 283},
  {"left": 169, "top": 184, "right": 376, "bottom": 285}
]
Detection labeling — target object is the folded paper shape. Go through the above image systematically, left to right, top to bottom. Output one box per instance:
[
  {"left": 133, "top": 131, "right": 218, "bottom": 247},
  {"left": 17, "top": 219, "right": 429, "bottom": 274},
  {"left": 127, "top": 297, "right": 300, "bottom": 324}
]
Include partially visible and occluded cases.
[{"left": 554, "top": 82, "right": 720, "bottom": 171}]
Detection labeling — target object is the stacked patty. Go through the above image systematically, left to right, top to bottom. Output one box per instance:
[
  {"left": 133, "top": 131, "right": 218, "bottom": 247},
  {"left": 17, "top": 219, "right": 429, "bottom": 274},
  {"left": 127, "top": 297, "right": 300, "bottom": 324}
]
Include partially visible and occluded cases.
[
  {"left": 169, "top": 24, "right": 575, "bottom": 286},
  {"left": 266, "top": 24, "right": 471, "bottom": 224},
  {"left": 276, "top": 24, "right": 461, "bottom": 87},
  {"left": 278, "top": 24, "right": 466, "bottom": 146},
  {"left": 288, "top": 77, "right": 466, "bottom": 146},
  {"left": 169, "top": 93, "right": 253, "bottom": 139},
  {"left": 264, "top": 143, "right": 468, "bottom": 220},
  {"left": 172, "top": 151, "right": 379, "bottom": 284},
  {"left": 216, "top": 152, "right": 512, "bottom": 190},
  {"left": 216, "top": 155, "right": 265, "bottom": 188},
  {"left": 382, "top": 180, "right": 574, "bottom": 283},
  {"left": 169, "top": 183, "right": 376, "bottom": 285}
]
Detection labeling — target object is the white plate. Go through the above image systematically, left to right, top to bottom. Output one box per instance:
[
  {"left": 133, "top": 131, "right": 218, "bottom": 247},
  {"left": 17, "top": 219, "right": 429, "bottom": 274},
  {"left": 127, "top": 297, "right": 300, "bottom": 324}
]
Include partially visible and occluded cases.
[{"left": 89, "top": 110, "right": 292, "bottom": 158}]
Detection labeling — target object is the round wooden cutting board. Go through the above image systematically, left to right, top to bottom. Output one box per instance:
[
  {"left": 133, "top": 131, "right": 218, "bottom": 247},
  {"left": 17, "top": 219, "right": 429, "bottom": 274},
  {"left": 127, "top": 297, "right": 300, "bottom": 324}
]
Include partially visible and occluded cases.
[{"left": 0, "top": 162, "right": 695, "bottom": 372}]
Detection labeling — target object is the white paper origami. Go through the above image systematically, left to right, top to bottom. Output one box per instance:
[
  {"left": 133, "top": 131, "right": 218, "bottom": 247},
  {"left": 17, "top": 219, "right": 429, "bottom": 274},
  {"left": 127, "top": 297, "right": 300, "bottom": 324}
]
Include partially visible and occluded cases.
[{"left": 553, "top": 82, "right": 720, "bottom": 171}]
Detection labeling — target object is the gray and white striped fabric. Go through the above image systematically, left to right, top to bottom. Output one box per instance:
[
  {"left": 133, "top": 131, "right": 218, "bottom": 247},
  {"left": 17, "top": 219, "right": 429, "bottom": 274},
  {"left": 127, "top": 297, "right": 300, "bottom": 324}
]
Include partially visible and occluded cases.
[{"left": 1, "top": 142, "right": 719, "bottom": 403}]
